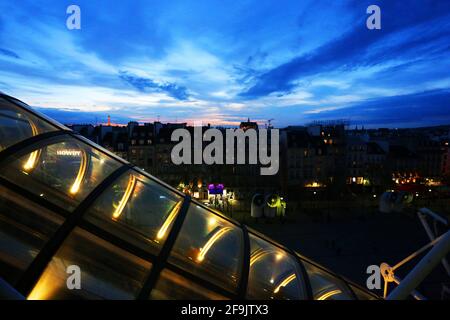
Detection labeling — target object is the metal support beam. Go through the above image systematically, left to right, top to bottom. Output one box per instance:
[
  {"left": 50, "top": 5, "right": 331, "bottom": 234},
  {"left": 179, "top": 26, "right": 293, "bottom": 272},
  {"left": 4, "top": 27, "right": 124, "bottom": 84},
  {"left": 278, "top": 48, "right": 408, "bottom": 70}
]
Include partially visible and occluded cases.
[
  {"left": 15, "top": 164, "right": 130, "bottom": 297},
  {"left": 137, "top": 196, "right": 191, "bottom": 299},
  {"left": 417, "top": 209, "right": 450, "bottom": 277},
  {"left": 237, "top": 225, "right": 250, "bottom": 299},
  {"left": 387, "top": 229, "right": 450, "bottom": 300}
]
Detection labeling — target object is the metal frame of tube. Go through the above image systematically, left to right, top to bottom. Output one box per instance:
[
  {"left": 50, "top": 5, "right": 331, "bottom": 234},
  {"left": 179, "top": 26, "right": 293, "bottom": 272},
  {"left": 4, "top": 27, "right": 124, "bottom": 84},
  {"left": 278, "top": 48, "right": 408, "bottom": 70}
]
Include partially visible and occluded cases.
[{"left": 387, "top": 229, "right": 450, "bottom": 300}]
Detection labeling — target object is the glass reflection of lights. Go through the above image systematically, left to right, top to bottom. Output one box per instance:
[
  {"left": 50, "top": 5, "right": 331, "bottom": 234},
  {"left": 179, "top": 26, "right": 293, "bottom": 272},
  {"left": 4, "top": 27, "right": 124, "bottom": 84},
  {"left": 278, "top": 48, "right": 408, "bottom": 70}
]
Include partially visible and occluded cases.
[
  {"left": 22, "top": 121, "right": 42, "bottom": 172},
  {"left": 22, "top": 148, "right": 40, "bottom": 172},
  {"left": 69, "top": 150, "right": 88, "bottom": 195},
  {"left": 112, "top": 174, "right": 137, "bottom": 220},
  {"left": 156, "top": 200, "right": 182, "bottom": 240},
  {"left": 208, "top": 217, "right": 217, "bottom": 227},
  {"left": 197, "top": 227, "right": 232, "bottom": 262},
  {"left": 249, "top": 248, "right": 279, "bottom": 267},
  {"left": 274, "top": 274, "right": 296, "bottom": 293},
  {"left": 317, "top": 289, "right": 342, "bottom": 300}
]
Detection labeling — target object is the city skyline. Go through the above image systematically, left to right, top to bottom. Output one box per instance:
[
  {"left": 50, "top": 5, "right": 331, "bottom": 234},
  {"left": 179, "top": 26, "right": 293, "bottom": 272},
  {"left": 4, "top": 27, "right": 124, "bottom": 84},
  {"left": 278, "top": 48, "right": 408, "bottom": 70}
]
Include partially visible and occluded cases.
[{"left": 1, "top": 1, "right": 450, "bottom": 128}]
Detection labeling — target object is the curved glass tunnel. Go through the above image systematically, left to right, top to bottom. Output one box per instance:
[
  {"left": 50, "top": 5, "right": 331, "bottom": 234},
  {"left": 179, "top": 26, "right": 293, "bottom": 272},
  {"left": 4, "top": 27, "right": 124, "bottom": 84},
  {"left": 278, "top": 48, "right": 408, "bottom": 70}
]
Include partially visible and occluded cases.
[{"left": 0, "top": 94, "right": 379, "bottom": 300}]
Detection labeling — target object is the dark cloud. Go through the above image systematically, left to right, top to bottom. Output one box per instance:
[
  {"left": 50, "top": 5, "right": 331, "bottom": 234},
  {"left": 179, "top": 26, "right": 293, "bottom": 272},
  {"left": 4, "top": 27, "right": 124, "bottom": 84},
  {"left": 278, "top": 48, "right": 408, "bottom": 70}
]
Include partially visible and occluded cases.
[
  {"left": 240, "top": 1, "right": 450, "bottom": 98},
  {"left": 0, "top": 48, "right": 20, "bottom": 59},
  {"left": 119, "top": 71, "right": 189, "bottom": 101},
  {"left": 304, "top": 88, "right": 450, "bottom": 127},
  {"left": 34, "top": 107, "right": 132, "bottom": 125}
]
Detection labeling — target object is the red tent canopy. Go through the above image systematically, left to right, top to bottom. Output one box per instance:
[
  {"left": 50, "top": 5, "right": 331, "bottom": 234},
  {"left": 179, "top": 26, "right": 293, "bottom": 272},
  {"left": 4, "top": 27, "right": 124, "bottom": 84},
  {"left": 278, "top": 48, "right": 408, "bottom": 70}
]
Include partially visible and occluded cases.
[{"left": 396, "top": 184, "right": 426, "bottom": 193}]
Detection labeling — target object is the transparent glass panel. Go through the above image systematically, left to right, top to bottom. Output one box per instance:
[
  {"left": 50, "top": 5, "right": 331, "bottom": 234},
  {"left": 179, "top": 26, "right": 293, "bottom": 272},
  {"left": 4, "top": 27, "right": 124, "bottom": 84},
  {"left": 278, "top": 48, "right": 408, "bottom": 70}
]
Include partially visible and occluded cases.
[
  {"left": 0, "top": 97, "right": 57, "bottom": 152},
  {"left": 0, "top": 135, "right": 121, "bottom": 212},
  {"left": 84, "top": 170, "right": 183, "bottom": 255},
  {"left": 0, "top": 184, "right": 64, "bottom": 285},
  {"left": 168, "top": 204, "right": 243, "bottom": 293},
  {"left": 28, "top": 228, "right": 151, "bottom": 300},
  {"left": 247, "top": 234, "right": 305, "bottom": 300},
  {"left": 302, "top": 260, "right": 354, "bottom": 300},
  {"left": 150, "top": 269, "right": 228, "bottom": 300},
  {"left": 349, "top": 284, "right": 379, "bottom": 300}
]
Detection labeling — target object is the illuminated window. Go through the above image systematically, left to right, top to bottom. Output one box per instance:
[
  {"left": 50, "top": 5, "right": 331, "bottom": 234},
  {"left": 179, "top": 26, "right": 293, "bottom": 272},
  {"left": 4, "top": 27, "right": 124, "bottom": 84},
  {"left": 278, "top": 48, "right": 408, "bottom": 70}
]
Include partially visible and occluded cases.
[
  {"left": 0, "top": 97, "right": 57, "bottom": 152},
  {"left": 0, "top": 135, "right": 121, "bottom": 212},
  {"left": 84, "top": 171, "right": 183, "bottom": 255},
  {"left": 0, "top": 185, "right": 64, "bottom": 285},
  {"left": 168, "top": 205, "right": 243, "bottom": 293},
  {"left": 28, "top": 228, "right": 151, "bottom": 300},
  {"left": 247, "top": 234, "right": 305, "bottom": 300},
  {"left": 150, "top": 269, "right": 228, "bottom": 300}
]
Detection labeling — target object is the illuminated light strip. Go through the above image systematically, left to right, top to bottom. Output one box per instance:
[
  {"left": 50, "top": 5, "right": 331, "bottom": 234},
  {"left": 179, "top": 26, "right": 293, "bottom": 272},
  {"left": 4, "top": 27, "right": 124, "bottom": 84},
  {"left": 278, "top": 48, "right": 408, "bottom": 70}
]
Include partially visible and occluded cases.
[
  {"left": 22, "top": 121, "right": 40, "bottom": 172},
  {"left": 23, "top": 148, "right": 41, "bottom": 171},
  {"left": 69, "top": 150, "right": 88, "bottom": 195},
  {"left": 112, "top": 174, "right": 137, "bottom": 219},
  {"left": 156, "top": 200, "right": 183, "bottom": 240},
  {"left": 197, "top": 227, "right": 232, "bottom": 262},
  {"left": 249, "top": 248, "right": 281, "bottom": 267},
  {"left": 249, "top": 248, "right": 266, "bottom": 267},
  {"left": 273, "top": 274, "right": 296, "bottom": 293},
  {"left": 317, "top": 289, "right": 342, "bottom": 300}
]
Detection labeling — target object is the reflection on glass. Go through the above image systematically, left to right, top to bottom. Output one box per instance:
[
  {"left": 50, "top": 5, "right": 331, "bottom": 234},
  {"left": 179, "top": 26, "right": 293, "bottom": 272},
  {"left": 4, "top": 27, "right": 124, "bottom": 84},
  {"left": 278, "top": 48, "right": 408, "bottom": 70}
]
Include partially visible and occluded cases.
[
  {"left": 0, "top": 97, "right": 57, "bottom": 152},
  {"left": 0, "top": 135, "right": 121, "bottom": 212},
  {"left": 22, "top": 147, "right": 41, "bottom": 172},
  {"left": 69, "top": 149, "right": 88, "bottom": 194},
  {"left": 85, "top": 171, "right": 183, "bottom": 255},
  {"left": 112, "top": 174, "right": 137, "bottom": 220},
  {"left": 0, "top": 185, "right": 63, "bottom": 285},
  {"left": 156, "top": 201, "right": 182, "bottom": 240},
  {"left": 168, "top": 205, "right": 243, "bottom": 293},
  {"left": 197, "top": 227, "right": 232, "bottom": 262},
  {"left": 28, "top": 228, "right": 151, "bottom": 300},
  {"left": 247, "top": 235, "right": 305, "bottom": 300},
  {"left": 302, "top": 260, "right": 354, "bottom": 300},
  {"left": 150, "top": 269, "right": 228, "bottom": 300},
  {"left": 274, "top": 273, "right": 296, "bottom": 294},
  {"left": 349, "top": 284, "right": 378, "bottom": 300}
]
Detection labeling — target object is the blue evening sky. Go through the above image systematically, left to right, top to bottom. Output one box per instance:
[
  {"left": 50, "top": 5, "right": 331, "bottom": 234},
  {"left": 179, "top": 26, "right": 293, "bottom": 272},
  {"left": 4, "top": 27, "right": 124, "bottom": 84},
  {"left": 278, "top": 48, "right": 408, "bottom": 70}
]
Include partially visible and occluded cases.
[{"left": 0, "top": 0, "right": 449, "bottom": 127}]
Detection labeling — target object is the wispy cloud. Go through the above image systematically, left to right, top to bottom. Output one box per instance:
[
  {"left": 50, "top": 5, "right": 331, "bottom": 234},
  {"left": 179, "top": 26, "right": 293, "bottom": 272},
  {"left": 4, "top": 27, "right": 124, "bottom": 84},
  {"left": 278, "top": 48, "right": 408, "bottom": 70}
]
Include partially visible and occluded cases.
[
  {"left": 240, "top": 1, "right": 450, "bottom": 98},
  {"left": 0, "top": 48, "right": 20, "bottom": 59},
  {"left": 119, "top": 71, "right": 189, "bottom": 101},
  {"left": 302, "top": 88, "right": 450, "bottom": 127}
]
